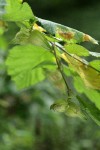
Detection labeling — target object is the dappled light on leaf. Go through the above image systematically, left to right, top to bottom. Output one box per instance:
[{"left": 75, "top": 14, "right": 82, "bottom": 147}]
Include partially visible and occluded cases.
[
  {"left": 1, "top": 0, "right": 100, "bottom": 125},
  {"left": 3, "top": 0, "right": 34, "bottom": 21},
  {"left": 37, "top": 17, "right": 98, "bottom": 44},
  {"left": 33, "top": 23, "right": 46, "bottom": 32},
  {"left": 13, "top": 29, "right": 51, "bottom": 50},
  {"left": 83, "top": 34, "right": 98, "bottom": 44},
  {"left": 64, "top": 44, "right": 89, "bottom": 56},
  {"left": 6, "top": 45, "right": 56, "bottom": 89},
  {"left": 61, "top": 53, "right": 100, "bottom": 89},
  {"left": 89, "top": 60, "right": 100, "bottom": 71},
  {"left": 74, "top": 76, "right": 100, "bottom": 110},
  {"left": 77, "top": 96, "right": 100, "bottom": 126}
]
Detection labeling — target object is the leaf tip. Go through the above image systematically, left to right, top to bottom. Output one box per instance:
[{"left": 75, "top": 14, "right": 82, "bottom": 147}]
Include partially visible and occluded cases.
[{"left": 83, "top": 34, "right": 99, "bottom": 45}]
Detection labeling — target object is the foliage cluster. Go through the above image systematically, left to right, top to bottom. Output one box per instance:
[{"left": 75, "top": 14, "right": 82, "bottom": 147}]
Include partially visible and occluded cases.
[{"left": 0, "top": 0, "right": 100, "bottom": 125}]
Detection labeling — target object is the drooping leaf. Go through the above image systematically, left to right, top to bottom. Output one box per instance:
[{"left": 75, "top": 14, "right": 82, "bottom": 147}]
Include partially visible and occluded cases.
[
  {"left": 3, "top": 0, "right": 34, "bottom": 21},
  {"left": 37, "top": 17, "right": 98, "bottom": 44},
  {"left": 13, "top": 29, "right": 51, "bottom": 50},
  {"left": 6, "top": 44, "right": 56, "bottom": 89},
  {"left": 65, "top": 44, "right": 89, "bottom": 56},
  {"left": 61, "top": 53, "right": 100, "bottom": 90},
  {"left": 89, "top": 60, "right": 100, "bottom": 71},
  {"left": 74, "top": 76, "right": 100, "bottom": 110},
  {"left": 85, "top": 90, "right": 100, "bottom": 110},
  {"left": 77, "top": 95, "right": 100, "bottom": 126}
]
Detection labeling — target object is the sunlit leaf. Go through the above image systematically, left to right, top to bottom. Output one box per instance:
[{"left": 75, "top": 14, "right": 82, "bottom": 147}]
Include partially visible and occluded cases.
[
  {"left": 3, "top": 0, "right": 34, "bottom": 21},
  {"left": 37, "top": 17, "right": 98, "bottom": 44},
  {"left": 33, "top": 23, "right": 46, "bottom": 32},
  {"left": 13, "top": 29, "right": 51, "bottom": 50},
  {"left": 0, "top": 36, "right": 7, "bottom": 50},
  {"left": 6, "top": 44, "right": 56, "bottom": 89},
  {"left": 65, "top": 44, "right": 89, "bottom": 56},
  {"left": 61, "top": 53, "right": 100, "bottom": 90},
  {"left": 89, "top": 60, "right": 100, "bottom": 71},
  {"left": 74, "top": 76, "right": 100, "bottom": 110},
  {"left": 85, "top": 90, "right": 100, "bottom": 110},
  {"left": 77, "top": 96, "right": 100, "bottom": 126}
]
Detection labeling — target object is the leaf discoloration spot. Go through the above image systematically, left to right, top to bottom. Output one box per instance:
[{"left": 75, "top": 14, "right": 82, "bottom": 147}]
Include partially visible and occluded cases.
[{"left": 58, "top": 31, "right": 75, "bottom": 40}]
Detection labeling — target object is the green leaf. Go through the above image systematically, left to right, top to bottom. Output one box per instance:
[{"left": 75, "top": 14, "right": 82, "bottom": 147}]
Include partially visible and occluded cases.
[
  {"left": 3, "top": 0, "right": 34, "bottom": 21},
  {"left": 37, "top": 17, "right": 98, "bottom": 44},
  {"left": 13, "top": 29, "right": 51, "bottom": 50},
  {"left": 0, "top": 36, "right": 7, "bottom": 50},
  {"left": 6, "top": 44, "right": 56, "bottom": 89},
  {"left": 65, "top": 44, "right": 89, "bottom": 56},
  {"left": 61, "top": 53, "right": 100, "bottom": 90},
  {"left": 89, "top": 60, "right": 100, "bottom": 71},
  {"left": 63, "top": 66, "right": 71, "bottom": 76},
  {"left": 73, "top": 76, "right": 85, "bottom": 93},
  {"left": 74, "top": 76, "right": 100, "bottom": 110},
  {"left": 85, "top": 90, "right": 100, "bottom": 110},
  {"left": 77, "top": 96, "right": 100, "bottom": 126}
]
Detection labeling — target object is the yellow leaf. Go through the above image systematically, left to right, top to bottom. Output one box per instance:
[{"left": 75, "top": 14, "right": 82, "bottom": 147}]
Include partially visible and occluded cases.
[
  {"left": 33, "top": 23, "right": 46, "bottom": 32},
  {"left": 83, "top": 34, "right": 98, "bottom": 45},
  {"left": 61, "top": 53, "right": 100, "bottom": 90}
]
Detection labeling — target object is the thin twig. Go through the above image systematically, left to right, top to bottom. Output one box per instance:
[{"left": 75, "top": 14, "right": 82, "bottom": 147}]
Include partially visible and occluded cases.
[
  {"left": 52, "top": 43, "right": 70, "bottom": 96},
  {"left": 54, "top": 43, "right": 100, "bottom": 73}
]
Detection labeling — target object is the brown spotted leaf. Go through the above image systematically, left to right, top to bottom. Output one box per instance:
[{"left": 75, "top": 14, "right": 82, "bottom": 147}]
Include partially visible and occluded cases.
[{"left": 37, "top": 17, "right": 98, "bottom": 44}]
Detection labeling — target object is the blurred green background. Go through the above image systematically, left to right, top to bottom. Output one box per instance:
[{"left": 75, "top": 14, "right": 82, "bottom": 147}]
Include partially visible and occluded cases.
[{"left": 0, "top": 0, "right": 100, "bottom": 150}]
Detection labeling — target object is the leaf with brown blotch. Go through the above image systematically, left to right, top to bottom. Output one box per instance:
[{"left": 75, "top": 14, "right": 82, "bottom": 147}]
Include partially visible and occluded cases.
[{"left": 37, "top": 17, "right": 98, "bottom": 44}]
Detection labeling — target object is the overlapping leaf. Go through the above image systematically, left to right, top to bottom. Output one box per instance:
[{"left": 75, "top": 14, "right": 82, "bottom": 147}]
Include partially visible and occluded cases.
[
  {"left": 2, "top": 0, "right": 100, "bottom": 125},
  {"left": 3, "top": 0, "right": 34, "bottom": 21},
  {"left": 37, "top": 17, "right": 98, "bottom": 44},
  {"left": 13, "top": 29, "right": 51, "bottom": 50},
  {"left": 6, "top": 44, "right": 56, "bottom": 89},
  {"left": 64, "top": 44, "right": 89, "bottom": 56},
  {"left": 61, "top": 53, "right": 100, "bottom": 90},
  {"left": 89, "top": 60, "right": 100, "bottom": 71},
  {"left": 74, "top": 76, "right": 100, "bottom": 109},
  {"left": 77, "top": 96, "right": 100, "bottom": 126}
]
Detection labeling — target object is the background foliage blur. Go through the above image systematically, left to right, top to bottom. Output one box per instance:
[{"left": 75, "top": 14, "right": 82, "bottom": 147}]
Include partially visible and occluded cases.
[{"left": 0, "top": 0, "right": 100, "bottom": 149}]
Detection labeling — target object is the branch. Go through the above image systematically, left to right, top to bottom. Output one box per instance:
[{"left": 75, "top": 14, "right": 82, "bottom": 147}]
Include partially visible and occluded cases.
[{"left": 52, "top": 43, "right": 71, "bottom": 97}]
